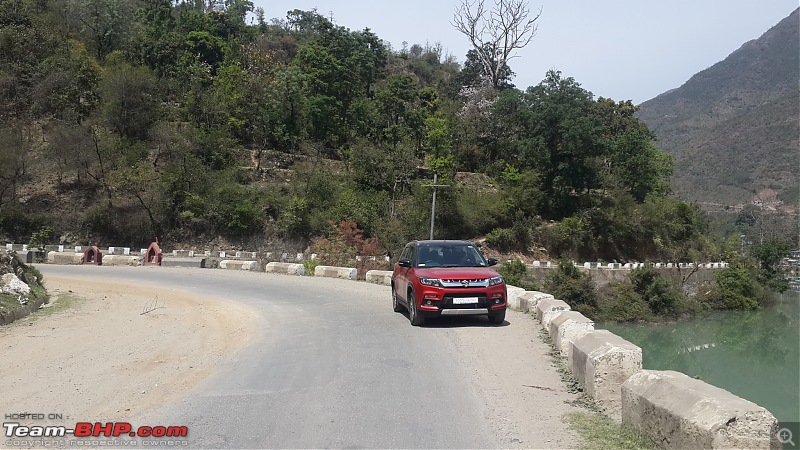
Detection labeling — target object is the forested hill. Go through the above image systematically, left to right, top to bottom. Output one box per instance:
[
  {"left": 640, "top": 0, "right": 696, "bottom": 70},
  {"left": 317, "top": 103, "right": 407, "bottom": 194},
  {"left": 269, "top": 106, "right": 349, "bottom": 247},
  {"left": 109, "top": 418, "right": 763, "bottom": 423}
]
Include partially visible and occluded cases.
[
  {"left": 0, "top": 0, "right": 729, "bottom": 265},
  {"left": 637, "top": 8, "right": 800, "bottom": 208}
]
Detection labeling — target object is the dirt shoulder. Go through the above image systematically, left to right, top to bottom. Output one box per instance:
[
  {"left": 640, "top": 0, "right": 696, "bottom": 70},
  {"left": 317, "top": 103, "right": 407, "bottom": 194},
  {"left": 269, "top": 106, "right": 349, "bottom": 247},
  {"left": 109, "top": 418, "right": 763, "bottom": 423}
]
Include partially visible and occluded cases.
[
  {"left": 0, "top": 275, "right": 259, "bottom": 424},
  {"left": 448, "top": 310, "right": 585, "bottom": 449}
]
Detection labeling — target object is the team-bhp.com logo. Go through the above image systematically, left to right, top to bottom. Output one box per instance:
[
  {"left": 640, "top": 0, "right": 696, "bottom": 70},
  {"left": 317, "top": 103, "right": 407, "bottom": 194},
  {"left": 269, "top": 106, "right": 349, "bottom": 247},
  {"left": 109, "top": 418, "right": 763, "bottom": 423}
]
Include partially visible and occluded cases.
[{"left": 5, "top": 422, "right": 188, "bottom": 438}]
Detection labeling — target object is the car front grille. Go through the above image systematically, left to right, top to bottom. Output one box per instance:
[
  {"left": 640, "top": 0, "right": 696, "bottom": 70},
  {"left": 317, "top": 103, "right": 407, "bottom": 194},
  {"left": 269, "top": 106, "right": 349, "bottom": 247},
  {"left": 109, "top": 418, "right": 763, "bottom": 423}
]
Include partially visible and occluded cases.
[{"left": 440, "top": 278, "right": 489, "bottom": 288}]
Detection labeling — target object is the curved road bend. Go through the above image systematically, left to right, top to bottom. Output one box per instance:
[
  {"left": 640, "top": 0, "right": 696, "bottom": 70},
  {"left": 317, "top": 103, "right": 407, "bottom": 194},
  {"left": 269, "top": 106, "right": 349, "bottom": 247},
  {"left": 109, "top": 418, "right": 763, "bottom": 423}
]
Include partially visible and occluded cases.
[{"left": 39, "top": 265, "right": 582, "bottom": 449}]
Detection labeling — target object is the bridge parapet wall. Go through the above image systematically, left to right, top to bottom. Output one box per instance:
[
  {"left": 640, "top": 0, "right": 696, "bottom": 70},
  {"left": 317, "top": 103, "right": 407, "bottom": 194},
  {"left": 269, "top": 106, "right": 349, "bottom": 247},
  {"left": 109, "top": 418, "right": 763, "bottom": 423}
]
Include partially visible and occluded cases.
[{"left": 506, "top": 284, "right": 779, "bottom": 447}]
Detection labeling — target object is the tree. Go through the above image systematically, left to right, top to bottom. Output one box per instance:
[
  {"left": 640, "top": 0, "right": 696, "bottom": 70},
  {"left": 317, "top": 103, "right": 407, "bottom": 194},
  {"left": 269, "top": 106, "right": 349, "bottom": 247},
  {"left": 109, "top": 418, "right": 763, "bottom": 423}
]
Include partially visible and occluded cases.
[
  {"left": 64, "top": 0, "right": 132, "bottom": 60},
  {"left": 452, "top": 0, "right": 540, "bottom": 89},
  {"left": 456, "top": 45, "right": 515, "bottom": 89},
  {"left": 99, "top": 61, "right": 159, "bottom": 140},
  {"left": 0, "top": 123, "right": 30, "bottom": 208},
  {"left": 752, "top": 239, "right": 791, "bottom": 293}
]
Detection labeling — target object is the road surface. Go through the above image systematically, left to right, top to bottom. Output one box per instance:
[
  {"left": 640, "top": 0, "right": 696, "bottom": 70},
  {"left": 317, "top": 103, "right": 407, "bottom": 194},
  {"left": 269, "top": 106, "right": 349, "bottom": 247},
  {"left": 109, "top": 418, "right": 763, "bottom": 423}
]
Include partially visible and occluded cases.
[{"left": 5, "top": 265, "right": 584, "bottom": 448}]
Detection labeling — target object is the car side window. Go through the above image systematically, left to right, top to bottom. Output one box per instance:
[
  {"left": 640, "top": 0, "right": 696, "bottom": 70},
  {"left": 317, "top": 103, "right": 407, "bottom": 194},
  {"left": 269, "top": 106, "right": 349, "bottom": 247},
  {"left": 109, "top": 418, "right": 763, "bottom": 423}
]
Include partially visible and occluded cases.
[
  {"left": 400, "top": 246, "right": 410, "bottom": 261},
  {"left": 407, "top": 246, "right": 416, "bottom": 265}
]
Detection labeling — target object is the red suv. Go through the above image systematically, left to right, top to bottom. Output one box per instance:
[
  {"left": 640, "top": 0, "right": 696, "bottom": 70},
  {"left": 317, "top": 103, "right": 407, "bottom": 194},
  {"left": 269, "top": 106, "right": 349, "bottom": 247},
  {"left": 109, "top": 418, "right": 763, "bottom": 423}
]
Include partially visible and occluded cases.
[{"left": 391, "top": 240, "right": 507, "bottom": 326}]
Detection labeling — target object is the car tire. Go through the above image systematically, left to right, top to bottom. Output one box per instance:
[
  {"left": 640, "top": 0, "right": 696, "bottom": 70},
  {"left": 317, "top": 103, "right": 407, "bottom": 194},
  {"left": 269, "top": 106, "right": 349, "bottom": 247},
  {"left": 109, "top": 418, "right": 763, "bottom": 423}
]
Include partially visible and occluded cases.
[
  {"left": 392, "top": 285, "right": 405, "bottom": 313},
  {"left": 408, "top": 289, "right": 425, "bottom": 326},
  {"left": 488, "top": 309, "right": 506, "bottom": 325}
]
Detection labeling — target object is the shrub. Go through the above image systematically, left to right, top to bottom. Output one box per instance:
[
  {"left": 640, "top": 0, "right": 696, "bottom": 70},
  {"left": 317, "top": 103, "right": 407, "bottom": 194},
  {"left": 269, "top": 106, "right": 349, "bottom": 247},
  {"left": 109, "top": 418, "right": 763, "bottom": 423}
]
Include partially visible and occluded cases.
[
  {"left": 308, "top": 219, "right": 385, "bottom": 279},
  {"left": 485, "top": 228, "right": 515, "bottom": 252},
  {"left": 302, "top": 258, "right": 318, "bottom": 276},
  {"left": 545, "top": 258, "right": 598, "bottom": 308},
  {"left": 496, "top": 260, "right": 539, "bottom": 291},
  {"left": 703, "top": 265, "right": 760, "bottom": 310},
  {"left": 628, "top": 266, "right": 681, "bottom": 316},
  {"left": 595, "top": 284, "right": 653, "bottom": 323}
]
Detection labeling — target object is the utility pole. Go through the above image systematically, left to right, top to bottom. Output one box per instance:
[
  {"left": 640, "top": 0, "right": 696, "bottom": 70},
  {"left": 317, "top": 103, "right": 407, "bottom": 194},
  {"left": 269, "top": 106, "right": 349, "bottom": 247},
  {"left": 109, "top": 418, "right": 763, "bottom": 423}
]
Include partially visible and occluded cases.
[{"left": 423, "top": 173, "right": 449, "bottom": 240}]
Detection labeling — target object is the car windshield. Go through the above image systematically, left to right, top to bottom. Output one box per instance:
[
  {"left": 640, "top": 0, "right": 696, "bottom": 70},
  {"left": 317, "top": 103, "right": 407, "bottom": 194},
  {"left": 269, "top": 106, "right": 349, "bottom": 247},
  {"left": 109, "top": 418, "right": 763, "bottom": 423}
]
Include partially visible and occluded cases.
[{"left": 416, "top": 244, "right": 487, "bottom": 268}]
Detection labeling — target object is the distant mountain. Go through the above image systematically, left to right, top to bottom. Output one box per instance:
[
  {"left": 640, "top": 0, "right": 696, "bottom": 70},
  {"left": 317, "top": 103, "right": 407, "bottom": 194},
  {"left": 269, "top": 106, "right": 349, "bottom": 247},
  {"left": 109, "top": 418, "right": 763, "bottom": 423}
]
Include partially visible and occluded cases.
[{"left": 637, "top": 8, "right": 799, "bottom": 209}]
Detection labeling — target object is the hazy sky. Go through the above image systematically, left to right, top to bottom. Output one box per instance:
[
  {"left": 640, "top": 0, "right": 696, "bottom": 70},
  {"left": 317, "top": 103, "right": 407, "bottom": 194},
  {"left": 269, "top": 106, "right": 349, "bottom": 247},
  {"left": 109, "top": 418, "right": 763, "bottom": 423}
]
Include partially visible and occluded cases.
[{"left": 250, "top": 1, "right": 798, "bottom": 104}]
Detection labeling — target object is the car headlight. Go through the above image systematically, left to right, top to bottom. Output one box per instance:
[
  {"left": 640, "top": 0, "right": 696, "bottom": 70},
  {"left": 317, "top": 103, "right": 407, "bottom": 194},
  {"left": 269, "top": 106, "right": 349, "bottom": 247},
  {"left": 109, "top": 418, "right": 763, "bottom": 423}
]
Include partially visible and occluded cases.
[
  {"left": 489, "top": 275, "right": 504, "bottom": 286},
  {"left": 419, "top": 277, "right": 443, "bottom": 287}
]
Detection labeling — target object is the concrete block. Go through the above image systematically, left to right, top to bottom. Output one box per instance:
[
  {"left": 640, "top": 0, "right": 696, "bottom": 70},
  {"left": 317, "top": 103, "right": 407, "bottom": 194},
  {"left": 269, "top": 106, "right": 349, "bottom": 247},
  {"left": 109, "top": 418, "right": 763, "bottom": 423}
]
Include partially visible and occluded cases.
[
  {"left": 13, "top": 250, "right": 35, "bottom": 264},
  {"left": 47, "top": 251, "right": 83, "bottom": 265},
  {"left": 103, "top": 255, "right": 142, "bottom": 266},
  {"left": 161, "top": 257, "right": 206, "bottom": 268},
  {"left": 219, "top": 260, "right": 259, "bottom": 271},
  {"left": 265, "top": 262, "right": 305, "bottom": 276},
  {"left": 314, "top": 265, "right": 357, "bottom": 280},
  {"left": 365, "top": 270, "right": 392, "bottom": 285},
  {"left": 506, "top": 285, "right": 527, "bottom": 309},
  {"left": 515, "top": 291, "right": 551, "bottom": 313},
  {"left": 536, "top": 298, "right": 571, "bottom": 327},
  {"left": 549, "top": 311, "right": 595, "bottom": 357},
  {"left": 570, "top": 330, "right": 642, "bottom": 421},
  {"left": 622, "top": 370, "right": 779, "bottom": 449}
]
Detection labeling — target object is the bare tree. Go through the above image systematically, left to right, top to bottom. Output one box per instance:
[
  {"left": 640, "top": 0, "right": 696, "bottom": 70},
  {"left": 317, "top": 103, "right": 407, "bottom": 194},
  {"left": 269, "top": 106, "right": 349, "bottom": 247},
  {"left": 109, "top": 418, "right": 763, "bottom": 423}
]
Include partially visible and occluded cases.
[{"left": 452, "top": 0, "right": 541, "bottom": 89}]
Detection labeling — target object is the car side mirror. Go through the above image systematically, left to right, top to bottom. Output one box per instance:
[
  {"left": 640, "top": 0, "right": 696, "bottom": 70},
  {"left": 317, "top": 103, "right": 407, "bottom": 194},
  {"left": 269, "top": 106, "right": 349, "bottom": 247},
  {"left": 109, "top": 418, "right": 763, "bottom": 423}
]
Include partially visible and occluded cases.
[
  {"left": 487, "top": 258, "right": 498, "bottom": 266},
  {"left": 398, "top": 259, "right": 412, "bottom": 268}
]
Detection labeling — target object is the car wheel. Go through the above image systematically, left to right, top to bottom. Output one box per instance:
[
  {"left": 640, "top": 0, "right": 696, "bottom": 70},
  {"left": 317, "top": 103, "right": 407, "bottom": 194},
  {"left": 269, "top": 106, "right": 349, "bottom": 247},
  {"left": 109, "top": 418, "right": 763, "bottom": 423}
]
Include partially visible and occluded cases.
[
  {"left": 392, "top": 285, "right": 405, "bottom": 312},
  {"left": 408, "top": 289, "right": 425, "bottom": 326},
  {"left": 488, "top": 309, "right": 506, "bottom": 325}
]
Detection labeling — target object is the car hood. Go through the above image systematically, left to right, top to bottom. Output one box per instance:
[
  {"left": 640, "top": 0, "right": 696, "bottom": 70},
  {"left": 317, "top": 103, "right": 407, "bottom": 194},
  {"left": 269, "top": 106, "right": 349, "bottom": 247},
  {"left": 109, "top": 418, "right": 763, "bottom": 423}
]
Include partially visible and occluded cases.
[{"left": 416, "top": 267, "right": 500, "bottom": 279}]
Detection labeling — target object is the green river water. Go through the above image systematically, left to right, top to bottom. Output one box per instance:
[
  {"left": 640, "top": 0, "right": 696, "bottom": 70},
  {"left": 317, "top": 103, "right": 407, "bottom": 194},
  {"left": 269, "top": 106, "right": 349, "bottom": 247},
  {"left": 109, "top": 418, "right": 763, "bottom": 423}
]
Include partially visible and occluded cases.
[{"left": 600, "top": 290, "right": 800, "bottom": 424}]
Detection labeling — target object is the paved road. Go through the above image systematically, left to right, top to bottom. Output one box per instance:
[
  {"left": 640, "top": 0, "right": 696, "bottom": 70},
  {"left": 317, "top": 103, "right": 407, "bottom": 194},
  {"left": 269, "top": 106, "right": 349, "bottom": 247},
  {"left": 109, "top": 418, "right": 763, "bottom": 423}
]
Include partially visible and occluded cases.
[{"left": 39, "top": 265, "right": 513, "bottom": 448}]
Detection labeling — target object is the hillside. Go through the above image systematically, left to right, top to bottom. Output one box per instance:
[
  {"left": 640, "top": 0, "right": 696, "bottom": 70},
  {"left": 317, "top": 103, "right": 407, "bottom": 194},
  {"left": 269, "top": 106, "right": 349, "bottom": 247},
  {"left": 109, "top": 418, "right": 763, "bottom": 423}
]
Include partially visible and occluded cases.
[
  {"left": 0, "top": 1, "right": 730, "bottom": 264},
  {"left": 637, "top": 8, "right": 799, "bottom": 208}
]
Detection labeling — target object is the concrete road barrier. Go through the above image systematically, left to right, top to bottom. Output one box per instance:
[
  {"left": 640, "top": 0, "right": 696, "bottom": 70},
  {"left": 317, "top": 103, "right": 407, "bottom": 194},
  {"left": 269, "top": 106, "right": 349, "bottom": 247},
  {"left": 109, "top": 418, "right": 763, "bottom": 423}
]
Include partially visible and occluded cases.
[
  {"left": 13, "top": 251, "right": 36, "bottom": 264},
  {"left": 47, "top": 252, "right": 82, "bottom": 265},
  {"left": 102, "top": 255, "right": 142, "bottom": 266},
  {"left": 161, "top": 257, "right": 206, "bottom": 269},
  {"left": 219, "top": 260, "right": 259, "bottom": 271},
  {"left": 265, "top": 262, "right": 305, "bottom": 276},
  {"left": 314, "top": 265, "right": 357, "bottom": 280},
  {"left": 365, "top": 270, "right": 392, "bottom": 285},
  {"left": 506, "top": 285, "right": 527, "bottom": 309},
  {"left": 519, "top": 291, "right": 553, "bottom": 314},
  {"left": 536, "top": 298, "right": 572, "bottom": 328},
  {"left": 549, "top": 311, "right": 594, "bottom": 357},
  {"left": 570, "top": 330, "right": 642, "bottom": 421},
  {"left": 622, "top": 370, "right": 779, "bottom": 449}
]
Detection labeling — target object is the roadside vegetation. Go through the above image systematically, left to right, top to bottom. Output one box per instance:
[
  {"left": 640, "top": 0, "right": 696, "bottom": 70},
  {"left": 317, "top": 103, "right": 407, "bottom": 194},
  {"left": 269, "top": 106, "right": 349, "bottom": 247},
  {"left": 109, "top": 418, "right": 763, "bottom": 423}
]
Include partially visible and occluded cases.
[
  {"left": 543, "top": 236, "right": 794, "bottom": 323},
  {"left": 0, "top": 250, "right": 48, "bottom": 325}
]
